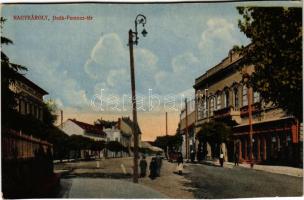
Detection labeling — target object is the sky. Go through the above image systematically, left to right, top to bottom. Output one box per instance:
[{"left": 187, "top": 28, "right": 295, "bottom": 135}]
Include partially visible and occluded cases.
[{"left": 2, "top": 1, "right": 297, "bottom": 141}]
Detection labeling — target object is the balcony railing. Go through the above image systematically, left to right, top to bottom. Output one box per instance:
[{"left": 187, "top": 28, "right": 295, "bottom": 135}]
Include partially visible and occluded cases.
[
  {"left": 240, "top": 102, "right": 261, "bottom": 117},
  {"left": 214, "top": 106, "right": 240, "bottom": 118}
]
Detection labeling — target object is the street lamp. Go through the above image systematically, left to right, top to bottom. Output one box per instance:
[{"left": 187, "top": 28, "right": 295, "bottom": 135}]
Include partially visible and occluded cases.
[{"left": 128, "top": 14, "right": 147, "bottom": 183}]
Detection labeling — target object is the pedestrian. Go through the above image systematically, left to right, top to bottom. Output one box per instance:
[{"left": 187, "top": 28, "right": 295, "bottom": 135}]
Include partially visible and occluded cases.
[
  {"left": 190, "top": 150, "right": 195, "bottom": 163},
  {"left": 219, "top": 150, "right": 224, "bottom": 167},
  {"left": 234, "top": 151, "right": 239, "bottom": 166},
  {"left": 176, "top": 152, "right": 183, "bottom": 175},
  {"left": 155, "top": 153, "right": 162, "bottom": 177},
  {"left": 139, "top": 155, "right": 147, "bottom": 177},
  {"left": 149, "top": 157, "right": 158, "bottom": 179}
]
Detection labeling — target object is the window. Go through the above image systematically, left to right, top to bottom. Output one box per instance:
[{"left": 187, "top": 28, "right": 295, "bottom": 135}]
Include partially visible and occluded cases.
[
  {"left": 242, "top": 85, "right": 248, "bottom": 106},
  {"left": 234, "top": 88, "right": 239, "bottom": 109},
  {"left": 224, "top": 90, "right": 229, "bottom": 108},
  {"left": 253, "top": 91, "right": 260, "bottom": 103},
  {"left": 216, "top": 94, "right": 221, "bottom": 110},
  {"left": 197, "top": 97, "right": 204, "bottom": 120},
  {"left": 210, "top": 97, "right": 215, "bottom": 116},
  {"left": 202, "top": 98, "right": 206, "bottom": 118},
  {"left": 204, "top": 98, "right": 208, "bottom": 118}
]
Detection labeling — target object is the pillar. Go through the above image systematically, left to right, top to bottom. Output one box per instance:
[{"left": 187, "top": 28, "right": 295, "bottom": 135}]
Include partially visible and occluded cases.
[
  {"left": 244, "top": 138, "right": 248, "bottom": 160},
  {"left": 239, "top": 139, "right": 242, "bottom": 161}
]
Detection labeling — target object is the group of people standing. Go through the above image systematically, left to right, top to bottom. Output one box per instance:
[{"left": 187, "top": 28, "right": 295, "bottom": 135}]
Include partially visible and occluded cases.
[{"left": 139, "top": 154, "right": 162, "bottom": 180}]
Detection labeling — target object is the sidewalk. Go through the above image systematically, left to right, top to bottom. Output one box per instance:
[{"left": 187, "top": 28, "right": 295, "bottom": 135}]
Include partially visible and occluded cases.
[
  {"left": 198, "top": 160, "right": 303, "bottom": 177},
  {"left": 59, "top": 178, "right": 168, "bottom": 198}
]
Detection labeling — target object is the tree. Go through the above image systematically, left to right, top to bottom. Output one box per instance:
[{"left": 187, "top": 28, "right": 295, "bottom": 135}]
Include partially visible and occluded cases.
[
  {"left": 236, "top": 7, "right": 302, "bottom": 121},
  {"left": 1, "top": 17, "right": 27, "bottom": 127},
  {"left": 43, "top": 99, "right": 58, "bottom": 126},
  {"left": 94, "top": 118, "right": 117, "bottom": 129},
  {"left": 196, "top": 121, "right": 232, "bottom": 158},
  {"left": 153, "top": 134, "right": 183, "bottom": 152},
  {"left": 106, "top": 141, "right": 124, "bottom": 157}
]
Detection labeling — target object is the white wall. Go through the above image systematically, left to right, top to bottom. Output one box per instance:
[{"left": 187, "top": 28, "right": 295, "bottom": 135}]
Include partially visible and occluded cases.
[
  {"left": 60, "top": 120, "right": 84, "bottom": 136},
  {"left": 60, "top": 120, "right": 105, "bottom": 141},
  {"left": 104, "top": 127, "right": 121, "bottom": 142}
]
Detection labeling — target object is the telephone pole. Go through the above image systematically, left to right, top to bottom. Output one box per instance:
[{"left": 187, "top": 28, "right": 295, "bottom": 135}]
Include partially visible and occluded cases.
[{"left": 128, "top": 14, "right": 147, "bottom": 183}]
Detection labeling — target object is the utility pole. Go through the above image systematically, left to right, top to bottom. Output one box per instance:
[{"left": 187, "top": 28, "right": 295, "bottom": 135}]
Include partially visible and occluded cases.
[
  {"left": 128, "top": 14, "right": 147, "bottom": 183},
  {"left": 248, "top": 86, "right": 254, "bottom": 167},
  {"left": 185, "top": 98, "right": 189, "bottom": 160},
  {"left": 60, "top": 110, "right": 63, "bottom": 129},
  {"left": 166, "top": 112, "right": 168, "bottom": 136}
]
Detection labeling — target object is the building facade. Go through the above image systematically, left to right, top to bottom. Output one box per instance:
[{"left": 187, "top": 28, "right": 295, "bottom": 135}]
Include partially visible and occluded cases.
[
  {"left": 194, "top": 49, "right": 301, "bottom": 165},
  {"left": 10, "top": 73, "right": 48, "bottom": 120},
  {"left": 118, "top": 116, "right": 142, "bottom": 149}
]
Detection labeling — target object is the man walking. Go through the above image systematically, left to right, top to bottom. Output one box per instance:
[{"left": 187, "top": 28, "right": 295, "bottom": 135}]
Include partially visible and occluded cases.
[
  {"left": 219, "top": 150, "right": 224, "bottom": 167},
  {"left": 234, "top": 151, "right": 239, "bottom": 166},
  {"left": 156, "top": 153, "right": 162, "bottom": 177},
  {"left": 139, "top": 155, "right": 147, "bottom": 177}
]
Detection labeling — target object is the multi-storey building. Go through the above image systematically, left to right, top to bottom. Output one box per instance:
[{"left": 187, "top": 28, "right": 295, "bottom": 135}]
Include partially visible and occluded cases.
[
  {"left": 193, "top": 49, "right": 301, "bottom": 165},
  {"left": 10, "top": 73, "right": 48, "bottom": 120}
]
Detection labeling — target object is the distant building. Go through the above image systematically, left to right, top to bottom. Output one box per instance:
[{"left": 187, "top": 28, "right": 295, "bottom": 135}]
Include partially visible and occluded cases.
[
  {"left": 194, "top": 48, "right": 302, "bottom": 165},
  {"left": 10, "top": 73, "right": 48, "bottom": 120},
  {"left": 179, "top": 99, "right": 196, "bottom": 159},
  {"left": 118, "top": 116, "right": 142, "bottom": 149},
  {"left": 60, "top": 119, "right": 107, "bottom": 141}
]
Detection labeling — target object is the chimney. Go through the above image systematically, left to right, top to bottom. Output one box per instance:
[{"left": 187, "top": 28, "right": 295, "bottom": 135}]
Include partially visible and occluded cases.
[
  {"left": 229, "top": 50, "right": 233, "bottom": 63},
  {"left": 61, "top": 110, "right": 63, "bottom": 129},
  {"left": 166, "top": 112, "right": 168, "bottom": 136},
  {"left": 118, "top": 118, "right": 121, "bottom": 130}
]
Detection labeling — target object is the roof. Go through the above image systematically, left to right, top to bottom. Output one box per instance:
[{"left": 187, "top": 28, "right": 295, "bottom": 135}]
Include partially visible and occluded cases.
[
  {"left": 16, "top": 72, "right": 48, "bottom": 95},
  {"left": 121, "top": 117, "right": 142, "bottom": 134},
  {"left": 69, "top": 119, "right": 107, "bottom": 137}
]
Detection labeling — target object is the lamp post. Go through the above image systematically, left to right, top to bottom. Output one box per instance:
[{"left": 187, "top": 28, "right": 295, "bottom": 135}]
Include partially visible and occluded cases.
[{"left": 128, "top": 14, "right": 147, "bottom": 183}]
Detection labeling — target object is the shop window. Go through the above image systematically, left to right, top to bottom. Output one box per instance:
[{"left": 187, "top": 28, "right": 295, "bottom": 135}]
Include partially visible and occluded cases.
[{"left": 242, "top": 85, "right": 248, "bottom": 106}]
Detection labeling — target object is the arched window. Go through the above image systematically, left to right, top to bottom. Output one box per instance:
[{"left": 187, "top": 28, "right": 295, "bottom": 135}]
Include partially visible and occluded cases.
[
  {"left": 242, "top": 85, "right": 248, "bottom": 106},
  {"left": 234, "top": 87, "right": 239, "bottom": 109},
  {"left": 224, "top": 90, "right": 229, "bottom": 108},
  {"left": 216, "top": 94, "right": 221, "bottom": 110},
  {"left": 210, "top": 97, "right": 215, "bottom": 116}
]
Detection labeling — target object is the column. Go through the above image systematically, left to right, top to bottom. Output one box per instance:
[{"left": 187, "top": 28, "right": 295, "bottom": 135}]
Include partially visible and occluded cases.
[
  {"left": 263, "top": 136, "right": 267, "bottom": 161},
  {"left": 244, "top": 138, "right": 248, "bottom": 160},
  {"left": 239, "top": 139, "right": 242, "bottom": 161}
]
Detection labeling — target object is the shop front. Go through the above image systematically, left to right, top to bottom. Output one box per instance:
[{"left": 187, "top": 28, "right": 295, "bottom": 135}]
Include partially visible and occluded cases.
[{"left": 233, "top": 117, "right": 300, "bottom": 166}]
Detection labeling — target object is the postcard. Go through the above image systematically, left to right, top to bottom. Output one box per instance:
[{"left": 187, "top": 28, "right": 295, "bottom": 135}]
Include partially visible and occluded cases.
[{"left": 1, "top": 0, "right": 303, "bottom": 199}]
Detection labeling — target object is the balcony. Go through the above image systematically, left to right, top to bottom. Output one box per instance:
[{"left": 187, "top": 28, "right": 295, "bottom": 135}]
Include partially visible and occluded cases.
[
  {"left": 240, "top": 102, "right": 261, "bottom": 117},
  {"left": 213, "top": 106, "right": 241, "bottom": 124}
]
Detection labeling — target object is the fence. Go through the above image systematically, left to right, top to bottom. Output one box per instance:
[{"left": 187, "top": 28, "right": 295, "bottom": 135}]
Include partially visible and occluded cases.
[
  {"left": 2, "top": 128, "right": 53, "bottom": 160},
  {"left": 1, "top": 129, "right": 57, "bottom": 198}
]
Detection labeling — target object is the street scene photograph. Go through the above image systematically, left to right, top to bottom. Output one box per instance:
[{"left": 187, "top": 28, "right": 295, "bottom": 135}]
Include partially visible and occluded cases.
[{"left": 1, "top": 0, "right": 303, "bottom": 199}]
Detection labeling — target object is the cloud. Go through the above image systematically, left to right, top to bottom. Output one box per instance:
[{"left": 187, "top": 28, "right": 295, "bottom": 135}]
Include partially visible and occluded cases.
[
  {"left": 198, "top": 18, "right": 240, "bottom": 65},
  {"left": 85, "top": 33, "right": 162, "bottom": 96},
  {"left": 23, "top": 53, "right": 90, "bottom": 109}
]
